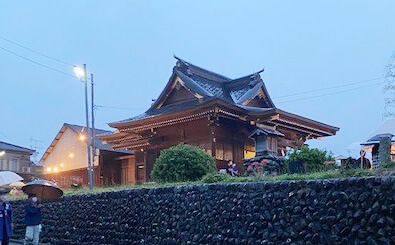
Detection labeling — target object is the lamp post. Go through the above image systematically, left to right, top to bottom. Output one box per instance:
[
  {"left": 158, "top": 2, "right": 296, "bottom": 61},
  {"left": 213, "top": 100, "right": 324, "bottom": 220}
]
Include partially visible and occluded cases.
[{"left": 74, "top": 64, "right": 93, "bottom": 190}]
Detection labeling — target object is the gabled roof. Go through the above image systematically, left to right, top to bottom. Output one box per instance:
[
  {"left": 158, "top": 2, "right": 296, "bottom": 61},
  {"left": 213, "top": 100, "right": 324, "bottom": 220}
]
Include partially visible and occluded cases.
[
  {"left": 114, "top": 56, "right": 274, "bottom": 125},
  {"left": 361, "top": 119, "right": 395, "bottom": 145},
  {"left": 40, "top": 123, "right": 134, "bottom": 162},
  {"left": 249, "top": 128, "right": 285, "bottom": 138},
  {"left": 0, "top": 141, "right": 34, "bottom": 154},
  {"left": 335, "top": 155, "right": 348, "bottom": 160}
]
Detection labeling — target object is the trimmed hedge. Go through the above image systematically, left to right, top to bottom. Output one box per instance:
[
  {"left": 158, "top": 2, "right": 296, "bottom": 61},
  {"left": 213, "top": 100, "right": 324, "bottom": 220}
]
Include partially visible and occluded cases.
[{"left": 151, "top": 143, "right": 216, "bottom": 182}]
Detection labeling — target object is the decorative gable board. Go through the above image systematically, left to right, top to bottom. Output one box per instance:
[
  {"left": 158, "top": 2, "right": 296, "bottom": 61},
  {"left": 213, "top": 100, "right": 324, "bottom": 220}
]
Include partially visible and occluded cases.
[
  {"left": 156, "top": 76, "right": 205, "bottom": 109},
  {"left": 162, "top": 84, "right": 197, "bottom": 107},
  {"left": 241, "top": 86, "right": 274, "bottom": 108},
  {"left": 246, "top": 96, "right": 271, "bottom": 108}
]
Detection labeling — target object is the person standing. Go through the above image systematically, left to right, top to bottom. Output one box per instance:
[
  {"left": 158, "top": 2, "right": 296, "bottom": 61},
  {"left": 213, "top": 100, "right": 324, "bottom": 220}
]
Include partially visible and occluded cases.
[
  {"left": 0, "top": 189, "right": 13, "bottom": 245},
  {"left": 24, "top": 195, "right": 42, "bottom": 245}
]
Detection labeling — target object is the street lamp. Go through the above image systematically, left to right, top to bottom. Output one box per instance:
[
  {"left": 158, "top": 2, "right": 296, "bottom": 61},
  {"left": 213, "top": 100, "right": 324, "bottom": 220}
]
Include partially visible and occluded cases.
[
  {"left": 74, "top": 64, "right": 94, "bottom": 190},
  {"left": 73, "top": 66, "right": 85, "bottom": 80},
  {"left": 0, "top": 151, "right": 5, "bottom": 157}
]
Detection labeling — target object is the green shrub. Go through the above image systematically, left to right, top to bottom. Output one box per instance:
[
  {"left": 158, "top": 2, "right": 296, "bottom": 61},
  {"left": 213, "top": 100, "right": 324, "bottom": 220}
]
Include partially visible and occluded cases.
[
  {"left": 151, "top": 143, "right": 216, "bottom": 183},
  {"left": 287, "top": 145, "right": 334, "bottom": 172},
  {"left": 340, "top": 168, "right": 373, "bottom": 177},
  {"left": 201, "top": 172, "right": 233, "bottom": 183}
]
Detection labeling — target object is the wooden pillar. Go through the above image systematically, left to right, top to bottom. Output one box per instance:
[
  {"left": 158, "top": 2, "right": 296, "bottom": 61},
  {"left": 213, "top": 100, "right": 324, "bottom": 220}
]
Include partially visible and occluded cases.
[
  {"left": 208, "top": 114, "right": 218, "bottom": 162},
  {"left": 134, "top": 151, "right": 146, "bottom": 184}
]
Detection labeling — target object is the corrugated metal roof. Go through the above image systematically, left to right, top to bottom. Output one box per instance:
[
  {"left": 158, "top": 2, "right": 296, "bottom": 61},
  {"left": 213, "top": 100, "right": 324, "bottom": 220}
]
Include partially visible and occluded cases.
[
  {"left": 364, "top": 119, "right": 395, "bottom": 143},
  {"left": 40, "top": 123, "right": 134, "bottom": 162},
  {"left": 65, "top": 124, "right": 134, "bottom": 154},
  {"left": 0, "top": 141, "right": 34, "bottom": 154}
]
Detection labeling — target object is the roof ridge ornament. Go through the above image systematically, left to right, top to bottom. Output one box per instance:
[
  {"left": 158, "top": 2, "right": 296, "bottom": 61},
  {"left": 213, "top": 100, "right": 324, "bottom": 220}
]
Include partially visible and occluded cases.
[{"left": 256, "top": 68, "right": 265, "bottom": 75}]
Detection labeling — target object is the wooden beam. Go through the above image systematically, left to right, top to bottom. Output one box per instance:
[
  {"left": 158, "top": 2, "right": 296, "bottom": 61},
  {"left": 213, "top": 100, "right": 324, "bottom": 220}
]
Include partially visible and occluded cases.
[
  {"left": 121, "top": 110, "right": 214, "bottom": 132},
  {"left": 275, "top": 118, "right": 334, "bottom": 136}
]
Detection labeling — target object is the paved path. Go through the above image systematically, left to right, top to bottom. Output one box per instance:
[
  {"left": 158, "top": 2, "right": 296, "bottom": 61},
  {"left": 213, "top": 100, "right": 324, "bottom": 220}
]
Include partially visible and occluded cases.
[{"left": 10, "top": 240, "right": 48, "bottom": 245}]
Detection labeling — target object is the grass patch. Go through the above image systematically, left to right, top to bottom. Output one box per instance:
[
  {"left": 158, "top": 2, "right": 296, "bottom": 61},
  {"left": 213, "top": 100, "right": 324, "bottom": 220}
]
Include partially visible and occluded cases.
[
  {"left": 380, "top": 161, "right": 395, "bottom": 169},
  {"left": 7, "top": 168, "right": 380, "bottom": 200},
  {"left": 203, "top": 169, "right": 374, "bottom": 184},
  {"left": 201, "top": 173, "right": 233, "bottom": 183},
  {"left": 63, "top": 181, "right": 199, "bottom": 196},
  {"left": 7, "top": 182, "right": 198, "bottom": 201}
]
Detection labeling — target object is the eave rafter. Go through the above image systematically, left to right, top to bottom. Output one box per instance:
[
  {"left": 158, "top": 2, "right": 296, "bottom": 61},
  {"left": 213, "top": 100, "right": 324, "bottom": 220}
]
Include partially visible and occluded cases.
[
  {"left": 120, "top": 110, "right": 214, "bottom": 133},
  {"left": 254, "top": 113, "right": 336, "bottom": 138},
  {"left": 275, "top": 118, "right": 334, "bottom": 137},
  {"left": 105, "top": 135, "right": 143, "bottom": 144},
  {"left": 112, "top": 138, "right": 150, "bottom": 149}
]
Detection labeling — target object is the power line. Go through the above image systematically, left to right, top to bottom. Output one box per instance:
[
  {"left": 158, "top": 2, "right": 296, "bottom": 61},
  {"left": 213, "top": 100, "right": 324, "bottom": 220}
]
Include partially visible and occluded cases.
[
  {"left": 0, "top": 36, "right": 75, "bottom": 67},
  {"left": 0, "top": 37, "right": 387, "bottom": 107},
  {"left": 0, "top": 46, "right": 78, "bottom": 79},
  {"left": 272, "top": 77, "right": 385, "bottom": 99},
  {"left": 97, "top": 81, "right": 387, "bottom": 110},
  {"left": 275, "top": 81, "right": 386, "bottom": 104},
  {"left": 95, "top": 105, "right": 147, "bottom": 111},
  {"left": 0, "top": 131, "right": 13, "bottom": 142}
]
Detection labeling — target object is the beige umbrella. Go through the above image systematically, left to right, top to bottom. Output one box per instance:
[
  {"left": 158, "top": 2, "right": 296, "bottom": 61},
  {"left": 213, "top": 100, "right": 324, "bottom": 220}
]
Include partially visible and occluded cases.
[{"left": 9, "top": 181, "right": 25, "bottom": 189}]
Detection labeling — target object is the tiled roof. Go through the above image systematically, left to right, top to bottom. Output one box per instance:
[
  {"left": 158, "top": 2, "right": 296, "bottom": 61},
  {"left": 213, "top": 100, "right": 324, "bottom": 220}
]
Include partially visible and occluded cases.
[
  {"left": 118, "top": 57, "right": 273, "bottom": 123},
  {"left": 119, "top": 99, "right": 213, "bottom": 123},
  {"left": 249, "top": 128, "right": 285, "bottom": 138},
  {"left": 0, "top": 141, "right": 34, "bottom": 154}
]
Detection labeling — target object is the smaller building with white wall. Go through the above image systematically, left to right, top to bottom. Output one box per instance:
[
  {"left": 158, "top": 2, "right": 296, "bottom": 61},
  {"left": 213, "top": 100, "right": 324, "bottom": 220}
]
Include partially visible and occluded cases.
[
  {"left": 41, "top": 123, "right": 134, "bottom": 188},
  {"left": 0, "top": 141, "right": 42, "bottom": 181}
]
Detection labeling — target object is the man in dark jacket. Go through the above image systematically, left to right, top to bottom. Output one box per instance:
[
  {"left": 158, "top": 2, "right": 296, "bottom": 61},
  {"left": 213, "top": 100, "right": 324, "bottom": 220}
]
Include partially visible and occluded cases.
[
  {"left": 0, "top": 189, "right": 12, "bottom": 245},
  {"left": 24, "top": 195, "right": 42, "bottom": 245}
]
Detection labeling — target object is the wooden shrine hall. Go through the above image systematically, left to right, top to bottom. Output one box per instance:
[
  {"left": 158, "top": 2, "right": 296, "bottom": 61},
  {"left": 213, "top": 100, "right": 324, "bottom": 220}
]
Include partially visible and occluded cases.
[{"left": 100, "top": 57, "right": 339, "bottom": 183}]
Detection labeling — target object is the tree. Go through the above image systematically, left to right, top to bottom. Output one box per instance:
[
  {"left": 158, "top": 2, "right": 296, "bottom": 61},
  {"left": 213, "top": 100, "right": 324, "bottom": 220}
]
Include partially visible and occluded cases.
[
  {"left": 384, "top": 52, "right": 395, "bottom": 118},
  {"left": 151, "top": 143, "right": 216, "bottom": 182},
  {"left": 287, "top": 145, "right": 334, "bottom": 172}
]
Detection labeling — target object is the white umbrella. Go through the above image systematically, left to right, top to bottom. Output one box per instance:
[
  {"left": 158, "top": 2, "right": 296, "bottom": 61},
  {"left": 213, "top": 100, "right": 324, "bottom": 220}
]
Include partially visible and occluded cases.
[{"left": 0, "top": 171, "right": 23, "bottom": 186}]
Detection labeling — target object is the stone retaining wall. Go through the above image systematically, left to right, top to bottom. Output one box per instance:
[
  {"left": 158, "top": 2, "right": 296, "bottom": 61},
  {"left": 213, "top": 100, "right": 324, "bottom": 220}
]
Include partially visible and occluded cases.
[{"left": 10, "top": 177, "right": 395, "bottom": 245}]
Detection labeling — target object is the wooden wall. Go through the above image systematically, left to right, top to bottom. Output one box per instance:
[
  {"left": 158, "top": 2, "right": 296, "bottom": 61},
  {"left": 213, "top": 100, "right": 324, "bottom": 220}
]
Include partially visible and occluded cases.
[
  {"left": 136, "top": 117, "right": 253, "bottom": 179},
  {"left": 213, "top": 117, "right": 251, "bottom": 171},
  {"left": 120, "top": 156, "right": 136, "bottom": 185},
  {"left": 45, "top": 166, "right": 100, "bottom": 188}
]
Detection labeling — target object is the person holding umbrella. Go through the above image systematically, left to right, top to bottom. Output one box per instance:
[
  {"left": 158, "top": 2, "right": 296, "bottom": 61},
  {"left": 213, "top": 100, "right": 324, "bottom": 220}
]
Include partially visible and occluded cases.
[
  {"left": 22, "top": 179, "right": 63, "bottom": 200},
  {"left": 0, "top": 189, "right": 13, "bottom": 245},
  {"left": 24, "top": 194, "right": 42, "bottom": 245}
]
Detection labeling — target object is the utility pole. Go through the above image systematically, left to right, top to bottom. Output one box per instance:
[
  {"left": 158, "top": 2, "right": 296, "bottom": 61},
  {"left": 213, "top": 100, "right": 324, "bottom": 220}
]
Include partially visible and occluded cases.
[
  {"left": 83, "top": 64, "right": 93, "bottom": 190},
  {"left": 91, "top": 73, "right": 95, "bottom": 187},
  {"left": 30, "top": 137, "right": 42, "bottom": 163}
]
